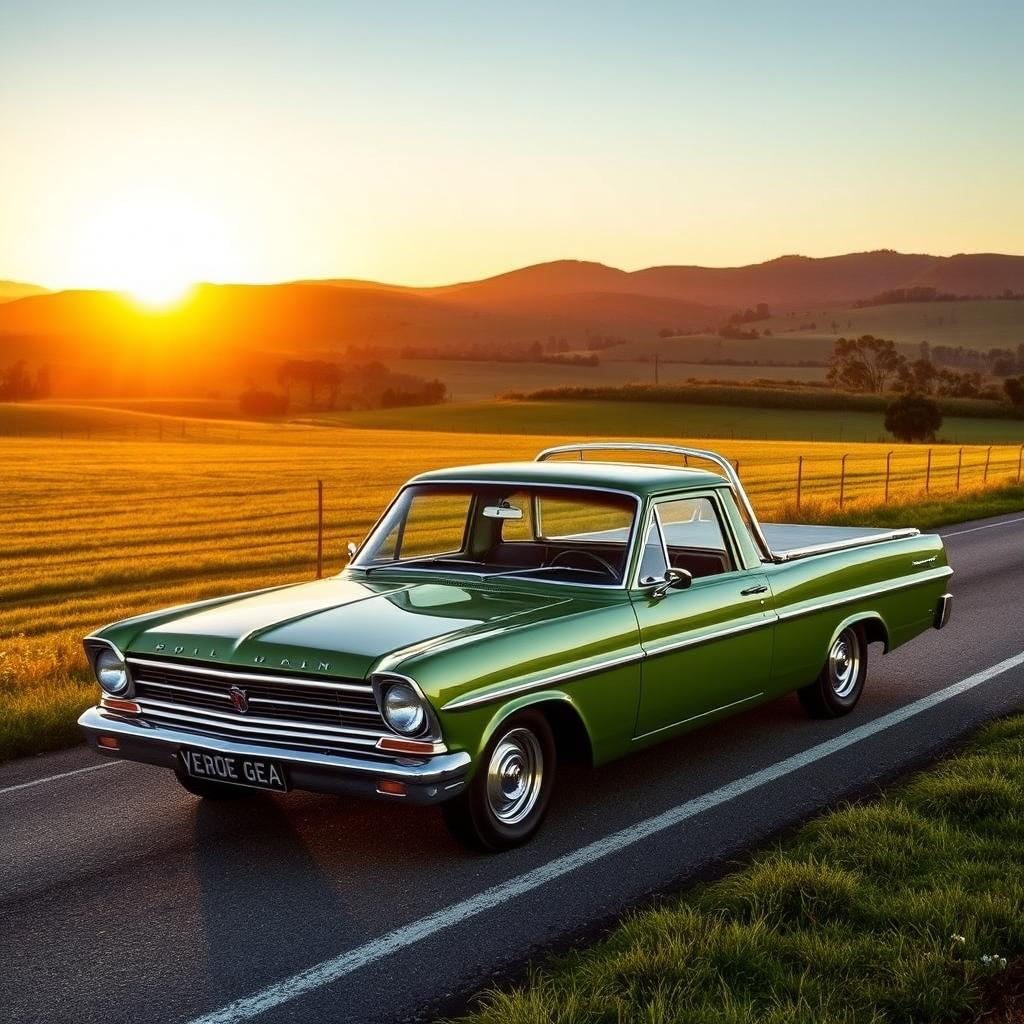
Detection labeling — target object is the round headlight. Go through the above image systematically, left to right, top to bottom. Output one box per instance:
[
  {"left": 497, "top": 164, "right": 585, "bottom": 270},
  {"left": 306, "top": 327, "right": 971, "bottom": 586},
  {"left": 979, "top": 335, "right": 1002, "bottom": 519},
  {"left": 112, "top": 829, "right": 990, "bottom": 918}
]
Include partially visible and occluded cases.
[
  {"left": 95, "top": 648, "right": 129, "bottom": 695},
  {"left": 382, "top": 682, "right": 427, "bottom": 736}
]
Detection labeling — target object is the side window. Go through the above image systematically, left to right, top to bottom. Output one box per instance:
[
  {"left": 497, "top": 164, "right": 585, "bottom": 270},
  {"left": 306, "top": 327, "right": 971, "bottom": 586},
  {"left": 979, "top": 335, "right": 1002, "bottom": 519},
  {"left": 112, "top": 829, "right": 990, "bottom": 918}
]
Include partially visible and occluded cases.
[
  {"left": 656, "top": 496, "right": 733, "bottom": 576},
  {"left": 638, "top": 516, "right": 669, "bottom": 582}
]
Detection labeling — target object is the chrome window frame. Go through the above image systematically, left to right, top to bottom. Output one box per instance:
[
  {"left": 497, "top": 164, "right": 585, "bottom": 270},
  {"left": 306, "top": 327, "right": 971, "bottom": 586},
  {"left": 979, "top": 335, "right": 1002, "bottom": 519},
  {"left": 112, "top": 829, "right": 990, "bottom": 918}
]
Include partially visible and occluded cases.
[
  {"left": 350, "top": 479, "right": 644, "bottom": 591},
  {"left": 629, "top": 489, "right": 740, "bottom": 591}
]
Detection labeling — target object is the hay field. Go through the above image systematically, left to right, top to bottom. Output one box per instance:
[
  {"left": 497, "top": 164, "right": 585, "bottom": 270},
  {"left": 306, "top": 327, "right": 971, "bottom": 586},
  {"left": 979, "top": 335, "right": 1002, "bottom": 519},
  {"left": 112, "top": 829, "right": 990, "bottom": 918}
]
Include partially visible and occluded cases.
[{"left": 2, "top": 410, "right": 1022, "bottom": 760}]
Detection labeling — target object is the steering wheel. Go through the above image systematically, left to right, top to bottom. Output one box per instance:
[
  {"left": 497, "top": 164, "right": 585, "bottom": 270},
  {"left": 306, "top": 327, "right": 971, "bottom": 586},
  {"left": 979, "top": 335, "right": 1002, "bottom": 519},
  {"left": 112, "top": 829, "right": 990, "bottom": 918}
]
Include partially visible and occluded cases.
[{"left": 547, "top": 549, "right": 618, "bottom": 579}]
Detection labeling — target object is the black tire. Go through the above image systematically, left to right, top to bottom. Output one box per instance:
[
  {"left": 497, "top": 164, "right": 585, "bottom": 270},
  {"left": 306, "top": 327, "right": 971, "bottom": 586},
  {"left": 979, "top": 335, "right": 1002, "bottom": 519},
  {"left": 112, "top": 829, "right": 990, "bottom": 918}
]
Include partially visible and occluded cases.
[
  {"left": 798, "top": 623, "right": 868, "bottom": 719},
  {"left": 442, "top": 710, "right": 556, "bottom": 852},
  {"left": 173, "top": 767, "right": 255, "bottom": 800}
]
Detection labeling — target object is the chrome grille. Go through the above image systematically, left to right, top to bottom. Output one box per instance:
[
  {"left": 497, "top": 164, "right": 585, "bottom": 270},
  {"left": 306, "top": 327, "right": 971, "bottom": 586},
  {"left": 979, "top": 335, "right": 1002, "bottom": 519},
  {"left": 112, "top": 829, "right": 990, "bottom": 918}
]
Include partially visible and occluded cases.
[{"left": 126, "top": 656, "right": 391, "bottom": 756}]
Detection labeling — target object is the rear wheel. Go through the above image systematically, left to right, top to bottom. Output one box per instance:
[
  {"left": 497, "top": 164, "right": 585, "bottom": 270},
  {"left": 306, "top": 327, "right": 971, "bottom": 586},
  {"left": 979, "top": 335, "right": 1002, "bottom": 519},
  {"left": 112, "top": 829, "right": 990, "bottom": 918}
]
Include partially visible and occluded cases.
[
  {"left": 798, "top": 624, "right": 867, "bottom": 719},
  {"left": 442, "top": 710, "right": 556, "bottom": 852},
  {"left": 173, "top": 767, "right": 254, "bottom": 800}
]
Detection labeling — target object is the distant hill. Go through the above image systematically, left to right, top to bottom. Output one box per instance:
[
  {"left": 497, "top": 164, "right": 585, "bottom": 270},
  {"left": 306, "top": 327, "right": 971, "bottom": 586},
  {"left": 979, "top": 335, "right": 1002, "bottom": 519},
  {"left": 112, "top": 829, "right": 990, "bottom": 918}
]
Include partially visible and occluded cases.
[
  {"left": 1, "top": 250, "right": 1023, "bottom": 398},
  {"left": 417, "top": 251, "right": 1024, "bottom": 309},
  {"left": 0, "top": 280, "right": 49, "bottom": 303}
]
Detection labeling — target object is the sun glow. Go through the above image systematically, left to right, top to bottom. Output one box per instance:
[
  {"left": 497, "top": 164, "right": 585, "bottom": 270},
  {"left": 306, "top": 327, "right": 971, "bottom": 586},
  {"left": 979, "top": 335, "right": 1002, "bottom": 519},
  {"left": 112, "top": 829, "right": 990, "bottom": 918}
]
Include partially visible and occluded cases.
[{"left": 73, "top": 190, "right": 234, "bottom": 309}]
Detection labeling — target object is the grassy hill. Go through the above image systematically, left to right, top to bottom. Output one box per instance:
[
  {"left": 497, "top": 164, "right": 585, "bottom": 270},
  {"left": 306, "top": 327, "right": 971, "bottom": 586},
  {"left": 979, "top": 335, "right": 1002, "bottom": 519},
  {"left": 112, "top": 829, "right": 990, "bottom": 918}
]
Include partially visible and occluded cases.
[{"left": 2, "top": 251, "right": 1023, "bottom": 401}]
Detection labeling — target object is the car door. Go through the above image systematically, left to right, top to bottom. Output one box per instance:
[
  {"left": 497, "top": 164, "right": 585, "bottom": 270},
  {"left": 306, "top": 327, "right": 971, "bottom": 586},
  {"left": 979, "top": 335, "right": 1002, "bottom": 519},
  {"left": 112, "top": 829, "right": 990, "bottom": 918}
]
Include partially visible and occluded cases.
[{"left": 631, "top": 492, "right": 774, "bottom": 738}]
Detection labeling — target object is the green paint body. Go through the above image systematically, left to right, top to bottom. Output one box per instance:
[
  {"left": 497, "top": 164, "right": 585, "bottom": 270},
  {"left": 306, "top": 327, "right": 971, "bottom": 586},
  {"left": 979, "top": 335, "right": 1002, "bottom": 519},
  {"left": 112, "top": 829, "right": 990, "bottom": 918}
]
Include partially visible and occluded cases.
[{"left": 90, "top": 461, "right": 952, "bottom": 781}]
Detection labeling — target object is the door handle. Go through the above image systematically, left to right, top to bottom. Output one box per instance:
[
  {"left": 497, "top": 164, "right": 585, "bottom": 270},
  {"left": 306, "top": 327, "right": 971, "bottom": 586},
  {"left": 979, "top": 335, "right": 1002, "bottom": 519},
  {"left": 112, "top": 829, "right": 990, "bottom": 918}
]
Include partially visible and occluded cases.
[{"left": 741, "top": 584, "right": 768, "bottom": 596}]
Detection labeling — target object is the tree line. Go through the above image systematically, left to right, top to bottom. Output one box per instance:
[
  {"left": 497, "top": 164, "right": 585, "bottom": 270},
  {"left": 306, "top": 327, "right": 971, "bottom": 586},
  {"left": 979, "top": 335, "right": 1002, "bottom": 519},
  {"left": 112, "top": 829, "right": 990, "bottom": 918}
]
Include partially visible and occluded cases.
[
  {"left": 239, "top": 360, "right": 447, "bottom": 416},
  {"left": 0, "top": 361, "right": 51, "bottom": 400}
]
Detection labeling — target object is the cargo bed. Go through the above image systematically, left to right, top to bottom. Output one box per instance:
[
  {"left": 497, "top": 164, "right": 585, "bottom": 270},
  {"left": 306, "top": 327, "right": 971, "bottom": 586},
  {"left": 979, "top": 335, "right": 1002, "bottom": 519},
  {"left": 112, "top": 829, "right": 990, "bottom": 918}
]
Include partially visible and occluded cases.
[{"left": 761, "top": 523, "right": 919, "bottom": 562}]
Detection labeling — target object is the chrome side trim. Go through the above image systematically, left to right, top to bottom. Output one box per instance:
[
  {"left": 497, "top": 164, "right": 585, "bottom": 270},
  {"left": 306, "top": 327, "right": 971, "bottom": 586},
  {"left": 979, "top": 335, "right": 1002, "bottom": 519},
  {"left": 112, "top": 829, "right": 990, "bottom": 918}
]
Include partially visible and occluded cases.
[
  {"left": 442, "top": 566, "right": 953, "bottom": 713},
  {"left": 775, "top": 566, "right": 953, "bottom": 623},
  {"left": 641, "top": 615, "right": 774, "bottom": 659},
  {"left": 441, "top": 649, "right": 645, "bottom": 711},
  {"left": 125, "top": 657, "right": 372, "bottom": 693},
  {"left": 633, "top": 692, "right": 765, "bottom": 741}
]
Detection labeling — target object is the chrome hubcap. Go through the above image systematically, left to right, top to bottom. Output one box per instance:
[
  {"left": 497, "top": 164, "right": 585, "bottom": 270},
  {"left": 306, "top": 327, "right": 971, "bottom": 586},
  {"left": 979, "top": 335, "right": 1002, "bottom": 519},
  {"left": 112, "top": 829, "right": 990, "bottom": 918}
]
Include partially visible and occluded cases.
[
  {"left": 828, "top": 628, "right": 861, "bottom": 698},
  {"left": 486, "top": 728, "right": 544, "bottom": 825}
]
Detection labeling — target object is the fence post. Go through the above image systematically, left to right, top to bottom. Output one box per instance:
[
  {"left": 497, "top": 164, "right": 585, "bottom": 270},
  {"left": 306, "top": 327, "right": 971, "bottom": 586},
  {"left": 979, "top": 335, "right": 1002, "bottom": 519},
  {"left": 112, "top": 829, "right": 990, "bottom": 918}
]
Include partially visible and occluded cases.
[
  {"left": 1018, "top": 444, "right": 1024, "bottom": 484},
  {"left": 984, "top": 446, "right": 992, "bottom": 483},
  {"left": 925, "top": 448, "right": 932, "bottom": 494},
  {"left": 956, "top": 448, "right": 963, "bottom": 492},
  {"left": 884, "top": 450, "right": 892, "bottom": 503},
  {"left": 839, "top": 453, "right": 848, "bottom": 510},
  {"left": 796, "top": 455, "right": 803, "bottom": 510},
  {"left": 733, "top": 459, "right": 740, "bottom": 475},
  {"left": 316, "top": 479, "right": 324, "bottom": 579}
]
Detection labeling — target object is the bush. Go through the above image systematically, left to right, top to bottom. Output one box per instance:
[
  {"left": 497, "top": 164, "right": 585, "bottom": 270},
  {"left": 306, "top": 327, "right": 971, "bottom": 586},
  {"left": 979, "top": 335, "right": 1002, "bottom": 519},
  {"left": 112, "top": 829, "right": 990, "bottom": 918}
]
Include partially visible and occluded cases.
[
  {"left": 238, "top": 388, "right": 289, "bottom": 416},
  {"left": 884, "top": 393, "right": 943, "bottom": 442}
]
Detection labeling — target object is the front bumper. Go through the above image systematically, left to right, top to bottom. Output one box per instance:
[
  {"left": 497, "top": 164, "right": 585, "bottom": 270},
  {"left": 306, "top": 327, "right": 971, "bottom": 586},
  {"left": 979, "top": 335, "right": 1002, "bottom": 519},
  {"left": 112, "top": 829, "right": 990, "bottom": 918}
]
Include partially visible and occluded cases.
[{"left": 78, "top": 706, "right": 470, "bottom": 804}]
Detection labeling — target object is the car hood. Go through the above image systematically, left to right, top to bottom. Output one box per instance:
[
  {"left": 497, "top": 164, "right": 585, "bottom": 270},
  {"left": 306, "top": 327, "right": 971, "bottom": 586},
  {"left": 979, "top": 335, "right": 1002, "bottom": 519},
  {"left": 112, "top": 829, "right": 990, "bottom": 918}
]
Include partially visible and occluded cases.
[{"left": 123, "top": 575, "right": 577, "bottom": 679}]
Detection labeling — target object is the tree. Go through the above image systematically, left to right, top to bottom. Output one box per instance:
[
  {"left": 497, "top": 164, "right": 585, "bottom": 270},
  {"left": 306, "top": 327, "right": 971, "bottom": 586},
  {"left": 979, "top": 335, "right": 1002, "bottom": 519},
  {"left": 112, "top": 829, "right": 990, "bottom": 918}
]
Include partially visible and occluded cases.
[
  {"left": 827, "top": 336, "right": 906, "bottom": 393},
  {"left": 897, "top": 356, "right": 937, "bottom": 394},
  {"left": 1004, "top": 377, "right": 1024, "bottom": 406},
  {"left": 884, "top": 394, "right": 942, "bottom": 442}
]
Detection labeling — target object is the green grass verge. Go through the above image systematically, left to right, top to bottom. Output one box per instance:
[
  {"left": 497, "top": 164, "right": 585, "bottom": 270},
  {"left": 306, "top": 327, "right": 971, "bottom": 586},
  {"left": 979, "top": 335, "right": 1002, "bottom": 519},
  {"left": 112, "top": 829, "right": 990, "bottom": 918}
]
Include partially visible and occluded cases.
[{"left": 449, "top": 715, "right": 1024, "bottom": 1024}]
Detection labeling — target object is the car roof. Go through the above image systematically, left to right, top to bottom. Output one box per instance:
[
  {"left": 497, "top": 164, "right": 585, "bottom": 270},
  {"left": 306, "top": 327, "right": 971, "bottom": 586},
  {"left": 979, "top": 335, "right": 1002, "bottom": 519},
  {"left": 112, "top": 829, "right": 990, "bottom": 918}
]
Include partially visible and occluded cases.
[{"left": 409, "top": 460, "right": 727, "bottom": 498}]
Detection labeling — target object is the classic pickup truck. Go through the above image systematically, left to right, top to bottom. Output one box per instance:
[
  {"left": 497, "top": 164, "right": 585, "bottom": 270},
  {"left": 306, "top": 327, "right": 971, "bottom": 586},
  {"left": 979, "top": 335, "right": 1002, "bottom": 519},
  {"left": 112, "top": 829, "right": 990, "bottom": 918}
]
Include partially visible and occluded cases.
[{"left": 79, "top": 442, "right": 953, "bottom": 850}]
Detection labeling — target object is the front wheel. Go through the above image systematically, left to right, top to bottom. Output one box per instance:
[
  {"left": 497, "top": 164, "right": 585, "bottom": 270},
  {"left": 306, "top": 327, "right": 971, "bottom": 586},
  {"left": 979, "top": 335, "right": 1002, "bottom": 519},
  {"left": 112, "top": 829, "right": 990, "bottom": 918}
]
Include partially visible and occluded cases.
[
  {"left": 798, "top": 623, "right": 867, "bottom": 719},
  {"left": 442, "top": 710, "right": 556, "bottom": 852}
]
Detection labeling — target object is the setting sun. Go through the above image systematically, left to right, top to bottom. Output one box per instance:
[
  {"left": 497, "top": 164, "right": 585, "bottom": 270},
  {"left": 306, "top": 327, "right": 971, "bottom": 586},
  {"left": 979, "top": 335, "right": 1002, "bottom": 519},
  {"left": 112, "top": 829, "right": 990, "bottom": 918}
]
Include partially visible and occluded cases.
[{"left": 72, "top": 190, "right": 233, "bottom": 308}]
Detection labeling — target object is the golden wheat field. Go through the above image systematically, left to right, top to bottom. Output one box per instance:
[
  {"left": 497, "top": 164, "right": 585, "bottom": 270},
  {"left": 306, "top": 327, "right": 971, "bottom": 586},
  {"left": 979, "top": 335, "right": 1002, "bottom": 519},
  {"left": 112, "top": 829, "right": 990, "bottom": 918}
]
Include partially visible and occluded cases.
[{"left": 2, "top": 410, "right": 1023, "bottom": 760}]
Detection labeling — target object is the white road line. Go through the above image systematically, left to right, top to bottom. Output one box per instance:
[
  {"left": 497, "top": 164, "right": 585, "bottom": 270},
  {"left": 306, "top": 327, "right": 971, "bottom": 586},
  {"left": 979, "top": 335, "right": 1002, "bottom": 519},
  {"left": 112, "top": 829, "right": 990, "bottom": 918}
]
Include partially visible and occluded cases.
[
  {"left": 942, "top": 515, "right": 1024, "bottom": 538},
  {"left": 188, "top": 648, "right": 1024, "bottom": 1024},
  {"left": 0, "top": 759, "right": 122, "bottom": 796}
]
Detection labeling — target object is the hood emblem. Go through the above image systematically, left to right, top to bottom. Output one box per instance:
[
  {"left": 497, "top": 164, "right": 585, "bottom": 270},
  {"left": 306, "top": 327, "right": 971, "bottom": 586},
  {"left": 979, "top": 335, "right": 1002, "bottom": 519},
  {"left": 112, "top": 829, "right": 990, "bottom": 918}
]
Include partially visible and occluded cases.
[{"left": 228, "top": 686, "right": 249, "bottom": 714}]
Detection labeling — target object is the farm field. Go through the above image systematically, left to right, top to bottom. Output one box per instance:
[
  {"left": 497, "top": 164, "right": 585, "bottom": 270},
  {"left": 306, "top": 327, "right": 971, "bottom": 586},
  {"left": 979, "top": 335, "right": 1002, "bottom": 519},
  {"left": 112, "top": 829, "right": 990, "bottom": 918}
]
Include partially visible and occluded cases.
[
  {"left": 391, "top": 357, "right": 827, "bottom": 400},
  {"left": 12, "top": 396, "right": 1024, "bottom": 445},
  {"left": 310, "top": 400, "right": 1024, "bottom": 445},
  {"left": 3, "top": 406, "right": 1024, "bottom": 761}
]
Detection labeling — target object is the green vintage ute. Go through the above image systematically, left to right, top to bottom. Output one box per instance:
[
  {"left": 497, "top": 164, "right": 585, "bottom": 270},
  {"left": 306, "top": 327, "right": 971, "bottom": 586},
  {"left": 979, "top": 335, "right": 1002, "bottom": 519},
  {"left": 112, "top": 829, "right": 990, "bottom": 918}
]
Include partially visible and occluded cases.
[{"left": 79, "top": 442, "right": 953, "bottom": 850}]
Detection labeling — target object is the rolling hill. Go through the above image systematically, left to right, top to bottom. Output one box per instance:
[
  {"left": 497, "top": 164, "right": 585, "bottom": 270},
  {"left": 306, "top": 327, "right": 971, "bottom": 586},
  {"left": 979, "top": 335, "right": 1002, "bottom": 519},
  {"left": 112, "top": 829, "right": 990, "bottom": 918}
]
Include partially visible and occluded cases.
[
  {"left": 1, "top": 250, "right": 1023, "bottom": 398},
  {"left": 0, "top": 280, "right": 49, "bottom": 303}
]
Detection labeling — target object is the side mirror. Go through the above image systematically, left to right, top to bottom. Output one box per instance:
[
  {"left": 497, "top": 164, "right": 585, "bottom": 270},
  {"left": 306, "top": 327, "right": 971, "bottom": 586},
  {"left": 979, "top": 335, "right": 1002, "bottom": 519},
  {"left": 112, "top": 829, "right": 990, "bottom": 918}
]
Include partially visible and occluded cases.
[
  {"left": 347, "top": 541, "right": 358, "bottom": 562},
  {"left": 647, "top": 566, "right": 693, "bottom": 599}
]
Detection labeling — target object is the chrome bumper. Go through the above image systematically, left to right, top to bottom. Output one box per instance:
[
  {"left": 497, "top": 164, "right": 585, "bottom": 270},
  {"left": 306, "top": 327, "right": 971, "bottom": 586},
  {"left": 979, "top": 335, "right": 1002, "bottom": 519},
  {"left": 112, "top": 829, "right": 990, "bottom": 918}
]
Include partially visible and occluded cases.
[
  {"left": 934, "top": 592, "right": 953, "bottom": 630},
  {"left": 78, "top": 706, "right": 470, "bottom": 804}
]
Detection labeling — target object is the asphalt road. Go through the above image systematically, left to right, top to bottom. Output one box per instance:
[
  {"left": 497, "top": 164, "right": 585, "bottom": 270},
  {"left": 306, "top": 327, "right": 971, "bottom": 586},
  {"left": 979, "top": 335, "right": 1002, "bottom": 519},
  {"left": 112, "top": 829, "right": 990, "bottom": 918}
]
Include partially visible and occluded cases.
[{"left": 3, "top": 510, "right": 1024, "bottom": 1024}]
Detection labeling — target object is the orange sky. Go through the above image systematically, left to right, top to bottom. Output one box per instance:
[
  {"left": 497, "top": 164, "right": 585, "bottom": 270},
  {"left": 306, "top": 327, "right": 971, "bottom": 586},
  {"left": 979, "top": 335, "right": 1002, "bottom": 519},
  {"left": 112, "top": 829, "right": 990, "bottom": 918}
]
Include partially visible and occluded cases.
[{"left": 2, "top": 3, "right": 1022, "bottom": 296}]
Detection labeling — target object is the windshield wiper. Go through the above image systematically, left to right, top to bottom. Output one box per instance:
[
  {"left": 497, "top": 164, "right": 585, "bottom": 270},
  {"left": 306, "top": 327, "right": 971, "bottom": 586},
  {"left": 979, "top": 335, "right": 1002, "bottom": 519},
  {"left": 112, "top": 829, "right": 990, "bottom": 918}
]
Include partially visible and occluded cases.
[{"left": 360, "top": 558, "right": 483, "bottom": 576}]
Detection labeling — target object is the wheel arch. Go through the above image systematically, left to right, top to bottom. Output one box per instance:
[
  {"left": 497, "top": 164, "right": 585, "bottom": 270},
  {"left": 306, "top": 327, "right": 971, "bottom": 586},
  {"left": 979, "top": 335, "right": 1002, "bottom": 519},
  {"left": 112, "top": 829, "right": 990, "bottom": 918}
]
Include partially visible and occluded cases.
[
  {"left": 829, "top": 611, "right": 890, "bottom": 654},
  {"left": 478, "top": 691, "right": 595, "bottom": 768}
]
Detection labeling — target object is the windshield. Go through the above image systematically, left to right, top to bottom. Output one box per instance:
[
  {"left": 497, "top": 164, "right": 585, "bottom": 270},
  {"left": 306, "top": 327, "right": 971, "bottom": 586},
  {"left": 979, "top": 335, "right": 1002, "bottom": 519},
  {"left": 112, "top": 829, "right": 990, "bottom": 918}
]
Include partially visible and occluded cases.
[{"left": 352, "top": 483, "right": 639, "bottom": 586}]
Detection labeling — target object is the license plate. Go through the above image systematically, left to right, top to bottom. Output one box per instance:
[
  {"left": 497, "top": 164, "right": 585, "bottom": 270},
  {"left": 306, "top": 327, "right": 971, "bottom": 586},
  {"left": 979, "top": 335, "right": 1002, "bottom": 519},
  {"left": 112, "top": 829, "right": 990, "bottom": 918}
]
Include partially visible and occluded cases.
[{"left": 179, "top": 748, "right": 288, "bottom": 792}]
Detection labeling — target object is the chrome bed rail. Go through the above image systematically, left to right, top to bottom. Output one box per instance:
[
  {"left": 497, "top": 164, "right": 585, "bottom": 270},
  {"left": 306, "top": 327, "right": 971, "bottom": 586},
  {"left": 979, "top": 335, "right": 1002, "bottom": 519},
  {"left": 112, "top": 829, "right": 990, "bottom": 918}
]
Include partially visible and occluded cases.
[{"left": 536, "top": 442, "right": 919, "bottom": 564}]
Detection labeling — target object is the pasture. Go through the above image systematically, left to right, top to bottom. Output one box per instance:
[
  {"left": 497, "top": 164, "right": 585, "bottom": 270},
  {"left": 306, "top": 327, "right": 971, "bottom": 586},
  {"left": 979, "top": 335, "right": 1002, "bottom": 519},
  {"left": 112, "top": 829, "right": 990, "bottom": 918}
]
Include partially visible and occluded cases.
[
  {"left": 390, "top": 357, "right": 827, "bottom": 400},
  {"left": 15, "top": 393, "right": 1024, "bottom": 445},
  {"left": 2, "top": 403, "right": 1023, "bottom": 760}
]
